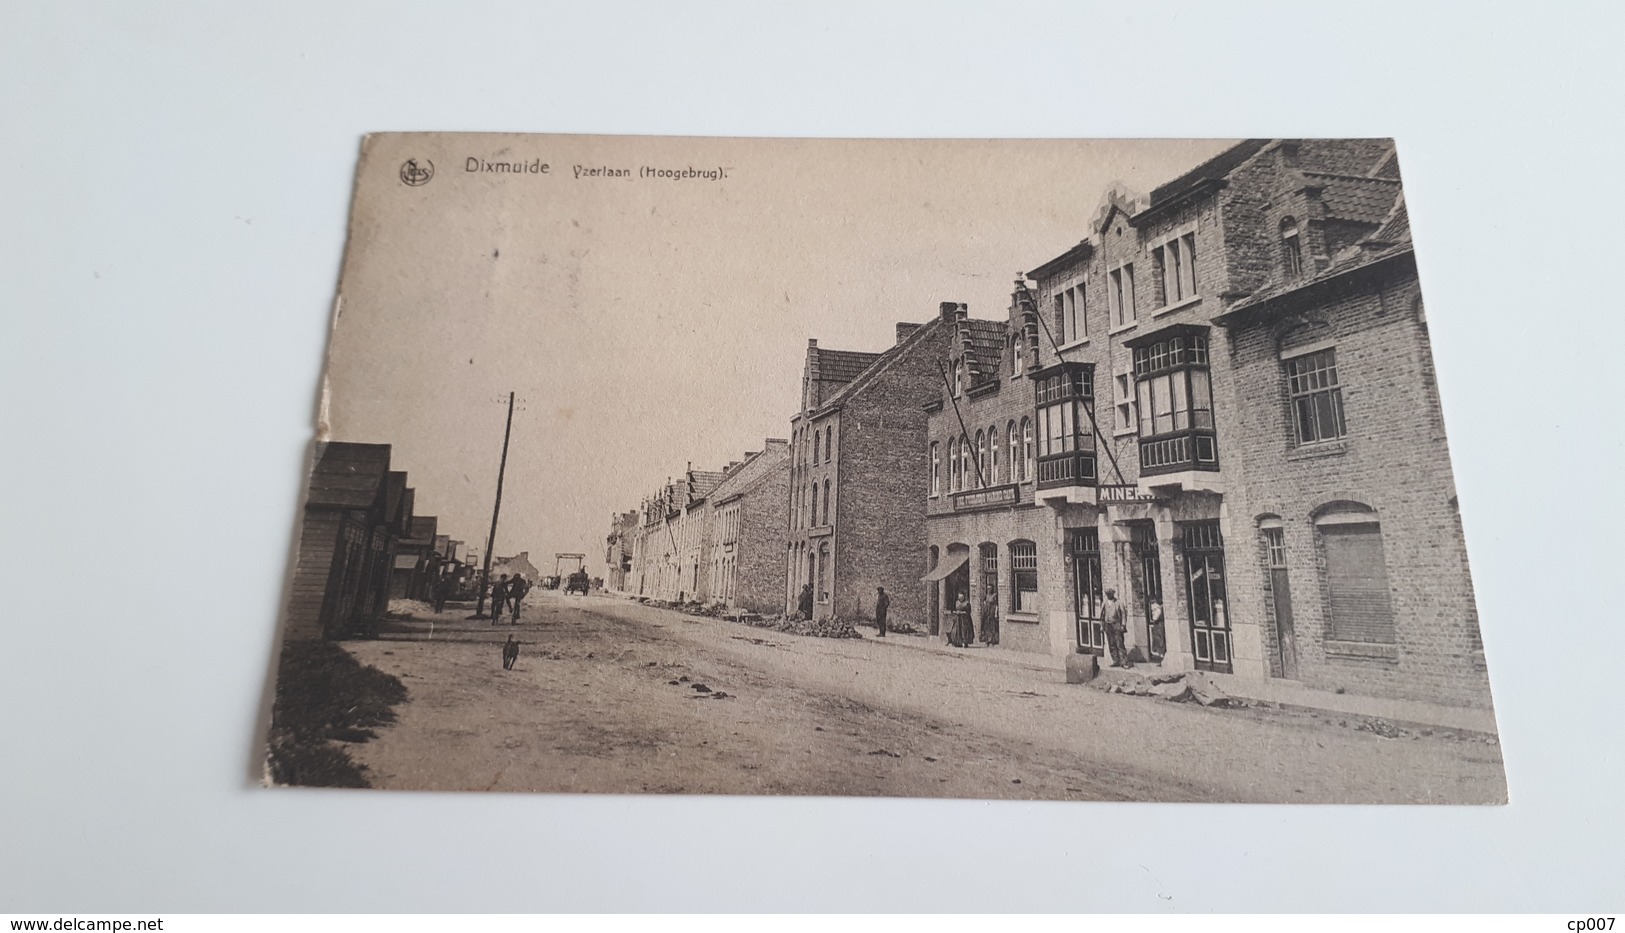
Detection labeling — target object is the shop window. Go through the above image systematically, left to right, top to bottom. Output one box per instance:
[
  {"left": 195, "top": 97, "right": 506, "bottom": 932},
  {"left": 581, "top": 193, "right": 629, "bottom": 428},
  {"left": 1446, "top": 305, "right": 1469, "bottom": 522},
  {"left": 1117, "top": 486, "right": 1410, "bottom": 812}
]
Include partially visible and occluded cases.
[{"left": 1009, "top": 540, "right": 1038, "bottom": 613}]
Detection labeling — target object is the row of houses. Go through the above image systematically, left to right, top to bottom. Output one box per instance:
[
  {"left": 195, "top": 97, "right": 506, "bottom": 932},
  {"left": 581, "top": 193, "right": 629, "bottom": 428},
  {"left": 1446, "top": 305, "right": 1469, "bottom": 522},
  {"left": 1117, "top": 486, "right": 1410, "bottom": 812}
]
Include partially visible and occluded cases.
[
  {"left": 611, "top": 138, "right": 1492, "bottom": 709},
  {"left": 285, "top": 441, "right": 477, "bottom": 640},
  {"left": 614, "top": 442, "right": 793, "bottom": 614}
]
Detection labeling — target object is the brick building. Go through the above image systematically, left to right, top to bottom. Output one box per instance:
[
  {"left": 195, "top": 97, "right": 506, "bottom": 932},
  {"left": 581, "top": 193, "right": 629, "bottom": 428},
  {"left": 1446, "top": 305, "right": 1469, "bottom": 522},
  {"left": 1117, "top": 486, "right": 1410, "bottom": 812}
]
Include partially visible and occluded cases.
[
  {"left": 995, "top": 138, "right": 1490, "bottom": 708},
  {"left": 786, "top": 315, "right": 953, "bottom": 623},
  {"left": 704, "top": 438, "right": 790, "bottom": 613}
]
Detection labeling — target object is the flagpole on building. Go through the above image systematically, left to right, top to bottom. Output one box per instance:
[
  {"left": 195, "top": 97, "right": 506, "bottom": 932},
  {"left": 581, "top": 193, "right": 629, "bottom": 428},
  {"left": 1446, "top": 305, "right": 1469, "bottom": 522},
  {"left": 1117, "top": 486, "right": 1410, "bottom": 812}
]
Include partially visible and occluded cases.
[{"left": 474, "top": 391, "right": 516, "bottom": 620}]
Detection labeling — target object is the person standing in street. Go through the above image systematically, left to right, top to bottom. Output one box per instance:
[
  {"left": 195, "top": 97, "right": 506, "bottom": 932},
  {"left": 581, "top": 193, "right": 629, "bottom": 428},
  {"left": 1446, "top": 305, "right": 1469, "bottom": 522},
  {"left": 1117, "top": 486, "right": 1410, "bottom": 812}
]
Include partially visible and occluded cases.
[
  {"left": 490, "top": 574, "right": 510, "bottom": 625},
  {"left": 509, "top": 575, "right": 528, "bottom": 623},
  {"left": 797, "top": 583, "right": 814, "bottom": 619},
  {"left": 874, "top": 586, "right": 890, "bottom": 637},
  {"left": 1102, "top": 587, "right": 1131, "bottom": 668},
  {"left": 979, "top": 589, "right": 1000, "bottom": 647},
  {"left": 948, "top": 592, "right": 973, "bottom": 648}
]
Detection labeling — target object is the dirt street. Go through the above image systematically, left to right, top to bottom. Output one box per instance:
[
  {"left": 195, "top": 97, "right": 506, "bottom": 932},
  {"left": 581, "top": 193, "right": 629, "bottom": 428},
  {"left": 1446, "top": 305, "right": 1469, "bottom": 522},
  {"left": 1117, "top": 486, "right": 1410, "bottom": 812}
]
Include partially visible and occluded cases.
[{"left": 342, "top": 590, "right": 1505, "bottom": 803}]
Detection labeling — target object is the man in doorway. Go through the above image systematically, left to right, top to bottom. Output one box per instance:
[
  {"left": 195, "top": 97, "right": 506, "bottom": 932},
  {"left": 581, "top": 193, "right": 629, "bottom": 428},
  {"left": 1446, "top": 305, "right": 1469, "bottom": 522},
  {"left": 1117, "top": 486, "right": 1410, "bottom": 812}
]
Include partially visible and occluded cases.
[
  {"left": 797, "top": 583, "right": 814, "bottom": 619},
  {"left": 874, "top": 586, "right": 890, "bottom": 637},
  {"left": 1103, "top": 587, "right": 1131, "bottom": 668}
]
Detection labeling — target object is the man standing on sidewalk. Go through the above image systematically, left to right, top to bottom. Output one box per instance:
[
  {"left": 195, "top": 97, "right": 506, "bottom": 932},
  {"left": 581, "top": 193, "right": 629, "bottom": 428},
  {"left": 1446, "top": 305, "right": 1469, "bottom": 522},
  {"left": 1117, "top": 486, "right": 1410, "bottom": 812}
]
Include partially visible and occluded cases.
[
  {"left": 874, "top": 586, "right": 890, "bottom": 637},
  {"left": 1103, "top": 588, "right": 1131, "bottom": 668}
]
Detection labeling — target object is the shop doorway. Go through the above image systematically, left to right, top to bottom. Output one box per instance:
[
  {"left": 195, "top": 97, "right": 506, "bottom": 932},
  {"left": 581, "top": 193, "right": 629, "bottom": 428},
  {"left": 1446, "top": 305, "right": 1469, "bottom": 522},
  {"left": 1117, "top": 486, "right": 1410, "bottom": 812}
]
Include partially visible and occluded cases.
[
  {"left": 1182, "top": 521, "right": 1232, "bottom": 673},
  {"left": 1130, "top": 523, "right": 1165, "bottom": 663},
  {"left": 1069, "top": 528, "right": 1106, "bottom": 655}
]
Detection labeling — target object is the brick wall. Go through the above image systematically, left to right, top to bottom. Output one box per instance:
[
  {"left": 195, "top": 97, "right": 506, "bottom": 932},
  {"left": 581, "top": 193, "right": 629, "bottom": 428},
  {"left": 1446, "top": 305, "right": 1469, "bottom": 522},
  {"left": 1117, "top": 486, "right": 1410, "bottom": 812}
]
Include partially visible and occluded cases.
[
  {"left": 1222, "top": 259, "right": 1492, "bottom": 707},
  {"left": 833, "top": 322, "right": 953, "bottom": 623},
  {"left": 734, "top": 456, "right": 791, "bottom": 614}
]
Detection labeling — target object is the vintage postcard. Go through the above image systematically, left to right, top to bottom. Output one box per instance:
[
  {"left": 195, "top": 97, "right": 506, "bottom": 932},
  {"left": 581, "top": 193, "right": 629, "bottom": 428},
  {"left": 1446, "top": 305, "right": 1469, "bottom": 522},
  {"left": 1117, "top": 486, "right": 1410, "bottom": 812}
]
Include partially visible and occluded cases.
[{"left": 266, "top": 133, "right": 1504, "bottom": 803}]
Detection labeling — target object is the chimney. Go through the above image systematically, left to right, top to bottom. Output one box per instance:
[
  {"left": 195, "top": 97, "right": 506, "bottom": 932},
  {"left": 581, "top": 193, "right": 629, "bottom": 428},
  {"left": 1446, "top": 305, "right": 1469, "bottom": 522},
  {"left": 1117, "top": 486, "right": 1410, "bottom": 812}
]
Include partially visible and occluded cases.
[
  {"left": 939, "top": 301, "right": 958, "bottom": 322},
  {"left": 895, "top": 322, "right": 922, "bottom": 345}
]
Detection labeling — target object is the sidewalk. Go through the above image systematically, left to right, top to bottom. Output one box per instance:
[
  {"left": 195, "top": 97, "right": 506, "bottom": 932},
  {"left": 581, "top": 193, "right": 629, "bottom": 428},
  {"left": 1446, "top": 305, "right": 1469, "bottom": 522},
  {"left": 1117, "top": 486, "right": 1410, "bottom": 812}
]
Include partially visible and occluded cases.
[{"left": 850, "top": 619, "right": 1499, "bottom": 734}]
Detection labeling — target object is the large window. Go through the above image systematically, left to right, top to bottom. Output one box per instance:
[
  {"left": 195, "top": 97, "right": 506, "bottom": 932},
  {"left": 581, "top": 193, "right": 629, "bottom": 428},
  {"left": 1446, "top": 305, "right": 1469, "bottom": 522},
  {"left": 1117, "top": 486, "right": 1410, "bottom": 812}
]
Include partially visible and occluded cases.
[
  {"left": 1153, "top": 232, "right": 1199, "bottom": 307},
  {"left": 1109, "top": 263, "right": 1137, "bottom": 328},
  {"left": 1054, "top": 283, "right": 1086, "bottom": 344},
  {"left": 1131, "top": 330, "right": 1217, "bottom": 474},
  {"left": 1286, "top": 348, "right": 1347, "bottom": 445},
  {"left": 1033, "top": 364, "right": 1097, "bottom": 489},
  {"left": 825, "top": 426, "right": 833, "bottom": 463},
  {"left": 813, "top": 430, "right": 820, "bottom": 464},
  {"left": 948, "top": 437, "right": 960, "bottom": 491},
  {"left": 930, "top": 441, "right": 940, "bottom": 496},
  {"left": 822, "top": 479, "right": 831, "bottom": 526},
  {"left": 809, "top": 483, "right": 818, "bottom": 526},
  {"left": 1010, "top": 540, "right": 1038, "bottom": 613}
]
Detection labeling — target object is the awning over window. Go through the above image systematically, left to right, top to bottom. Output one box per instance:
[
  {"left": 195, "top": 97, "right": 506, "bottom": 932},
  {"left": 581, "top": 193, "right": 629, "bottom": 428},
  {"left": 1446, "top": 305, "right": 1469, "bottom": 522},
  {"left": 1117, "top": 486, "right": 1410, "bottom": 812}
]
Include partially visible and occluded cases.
[{"left": 920, "top": 552, "right": 969, "bottom": 582}]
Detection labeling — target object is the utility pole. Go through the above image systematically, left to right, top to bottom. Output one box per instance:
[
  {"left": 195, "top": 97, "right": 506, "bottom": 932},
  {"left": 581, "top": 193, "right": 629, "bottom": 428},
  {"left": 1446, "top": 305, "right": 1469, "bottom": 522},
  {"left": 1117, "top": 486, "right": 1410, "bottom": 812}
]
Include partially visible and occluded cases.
[{"left": 475, "top": 391, "right": 516, "bottom": 620}]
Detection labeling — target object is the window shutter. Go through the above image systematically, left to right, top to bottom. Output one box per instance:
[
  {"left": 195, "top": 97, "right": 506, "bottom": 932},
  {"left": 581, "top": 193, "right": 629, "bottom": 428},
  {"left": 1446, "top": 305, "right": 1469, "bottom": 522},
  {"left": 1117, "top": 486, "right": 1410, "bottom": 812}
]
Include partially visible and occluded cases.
[{"left": 1322, "top": 523, "right": 1396, "bottom": 644}]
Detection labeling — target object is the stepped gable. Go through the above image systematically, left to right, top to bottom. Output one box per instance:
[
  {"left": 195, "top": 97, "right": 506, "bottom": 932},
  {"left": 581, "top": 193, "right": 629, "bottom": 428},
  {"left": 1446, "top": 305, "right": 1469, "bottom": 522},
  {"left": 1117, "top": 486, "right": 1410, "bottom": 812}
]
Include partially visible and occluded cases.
[{"left": 959, "top": 317, "right": 1009, "bottom": 387}]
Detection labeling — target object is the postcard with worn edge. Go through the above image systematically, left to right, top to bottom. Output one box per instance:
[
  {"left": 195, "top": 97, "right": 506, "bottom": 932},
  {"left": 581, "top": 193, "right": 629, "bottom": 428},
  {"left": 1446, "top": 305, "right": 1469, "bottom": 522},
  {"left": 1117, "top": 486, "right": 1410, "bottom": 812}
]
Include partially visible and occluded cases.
[{"left": 265, "top": 133, "right": 1504, "bottom": 803}]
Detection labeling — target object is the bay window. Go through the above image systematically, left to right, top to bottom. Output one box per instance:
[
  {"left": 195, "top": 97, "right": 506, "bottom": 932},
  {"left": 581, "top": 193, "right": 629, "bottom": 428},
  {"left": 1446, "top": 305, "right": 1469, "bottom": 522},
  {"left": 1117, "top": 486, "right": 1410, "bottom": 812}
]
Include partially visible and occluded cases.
[
  {"left": 1129, "top": 326, "right": 1218, "bottom": 474},
  {"left": 1032, "top": 363, "right": 1097, "bottom": 489}
]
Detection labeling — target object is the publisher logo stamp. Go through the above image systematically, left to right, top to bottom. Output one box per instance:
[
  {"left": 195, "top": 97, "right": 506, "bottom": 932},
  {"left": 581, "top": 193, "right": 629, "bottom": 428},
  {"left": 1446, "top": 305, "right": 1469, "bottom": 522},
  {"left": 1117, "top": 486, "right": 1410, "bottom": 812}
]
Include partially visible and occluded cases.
[{"left": 400, "top": 158, "right": 435, "bottom": 187}]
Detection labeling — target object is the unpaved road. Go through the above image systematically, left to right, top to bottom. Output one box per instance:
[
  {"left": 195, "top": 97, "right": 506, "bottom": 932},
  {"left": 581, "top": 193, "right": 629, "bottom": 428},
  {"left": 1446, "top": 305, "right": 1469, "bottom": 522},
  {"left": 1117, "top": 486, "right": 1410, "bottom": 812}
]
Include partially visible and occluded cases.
[{"left": 342, "top": 591, "right": 1505, "bottom": 803}]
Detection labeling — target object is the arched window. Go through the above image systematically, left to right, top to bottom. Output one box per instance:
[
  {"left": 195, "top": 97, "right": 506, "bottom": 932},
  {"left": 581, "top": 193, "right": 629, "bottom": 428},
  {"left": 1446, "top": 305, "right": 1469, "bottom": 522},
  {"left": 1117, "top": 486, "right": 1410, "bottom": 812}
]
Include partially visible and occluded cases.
[
  {"left": 1281, "top": 216, "right": 1303, "bottom": 280},
  {"left": 953, "top": 359, "right": 963, "bottom": 397},
  {"left": 1021, "top": 417, "right": 1034, "bottom": 481},
  {"left": 1007, "top": 421, "right": 1018, "bottom": 483},
  {"left": 981, "top": 422, "right": 994, "bottom": 481},
  {"left": 825, "top": 426, "right": 833, "bottom": 463},
  {"left": 813, "top": 430, "right": 821, "bottom": 464},
  {"left": 975, "top": 430, "right": 986, "bottom": 487},
  {"left": 948, "top": 437, "right": 959, "bottom": 491},
  {"left": 962, "top": 437, "right": 972, "bottom": 490},
  {"left": 930, "top": 441, "right": 941, "bottom": 496},
  {"left": 822, "top": 479, "right": 831, "bottom": 526},
  {"left": 809, "top": 483, "right": 818, "bottom": 526}
]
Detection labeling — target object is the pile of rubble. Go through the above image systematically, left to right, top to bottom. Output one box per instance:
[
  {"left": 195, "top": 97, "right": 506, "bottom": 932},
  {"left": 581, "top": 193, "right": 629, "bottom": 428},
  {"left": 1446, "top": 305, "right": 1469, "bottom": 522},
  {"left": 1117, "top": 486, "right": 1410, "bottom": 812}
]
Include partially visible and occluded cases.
[
  {"left": 385, "top": 598, "right": 435, "bottom": 618},
  {"left": 737, "top": 613, "right": 864, "bottom": 640},
  {"left": 1095, "top": 669, "right": 1247, "bottom": 709}
]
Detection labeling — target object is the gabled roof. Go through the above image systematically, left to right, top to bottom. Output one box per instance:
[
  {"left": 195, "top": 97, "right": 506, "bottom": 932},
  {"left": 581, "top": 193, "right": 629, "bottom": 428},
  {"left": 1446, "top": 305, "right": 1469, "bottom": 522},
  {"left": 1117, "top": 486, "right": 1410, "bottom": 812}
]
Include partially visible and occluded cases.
[
  {"left": 1147, "top": 139, "right": 1271, "bottom": 208},
  {"left": 811, "top": 316, "right": 945, "bottom": 417},
  {"left": 816, "top": 348, "right": 885, "bottom": 384},
  {"left": 708, "top": 441, "right": 790, "bottom": 505},
  {"left": 306, "top": 442, "right": 391, "bottom": 510}
]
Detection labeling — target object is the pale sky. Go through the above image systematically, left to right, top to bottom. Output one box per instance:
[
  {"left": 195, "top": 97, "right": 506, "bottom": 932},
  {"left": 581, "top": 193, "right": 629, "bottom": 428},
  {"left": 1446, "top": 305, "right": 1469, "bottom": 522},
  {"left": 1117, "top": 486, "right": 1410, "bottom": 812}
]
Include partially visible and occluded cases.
[{"left": 322, "top": 134, "right": 1238, "bottom": 569}]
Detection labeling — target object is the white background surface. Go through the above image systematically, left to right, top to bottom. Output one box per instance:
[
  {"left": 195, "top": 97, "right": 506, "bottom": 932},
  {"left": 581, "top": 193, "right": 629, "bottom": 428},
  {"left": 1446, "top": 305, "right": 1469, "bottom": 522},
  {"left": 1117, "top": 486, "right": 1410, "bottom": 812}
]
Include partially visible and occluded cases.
[{"left": 3, "top": 0, "right": 1622, "bottom": 913}]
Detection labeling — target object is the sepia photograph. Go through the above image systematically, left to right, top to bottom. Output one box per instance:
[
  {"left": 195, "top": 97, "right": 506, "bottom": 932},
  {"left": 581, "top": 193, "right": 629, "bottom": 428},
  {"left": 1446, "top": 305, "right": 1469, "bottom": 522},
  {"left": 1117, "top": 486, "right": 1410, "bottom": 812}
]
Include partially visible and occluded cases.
[{"left": 267, "top": 133, "right": 1504, "bottom": 804}]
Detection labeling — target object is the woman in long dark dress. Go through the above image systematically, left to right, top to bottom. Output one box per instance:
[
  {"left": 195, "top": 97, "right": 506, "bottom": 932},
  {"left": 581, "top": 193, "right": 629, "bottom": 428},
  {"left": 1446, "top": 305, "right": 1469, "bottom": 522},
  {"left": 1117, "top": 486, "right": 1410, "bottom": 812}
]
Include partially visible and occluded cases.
[
  {"left": 979, "top": 591, "right": 1000, "bottom": 646},
  {"left": 949, "top": 593, "right": 974, "bottom": 647}
]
